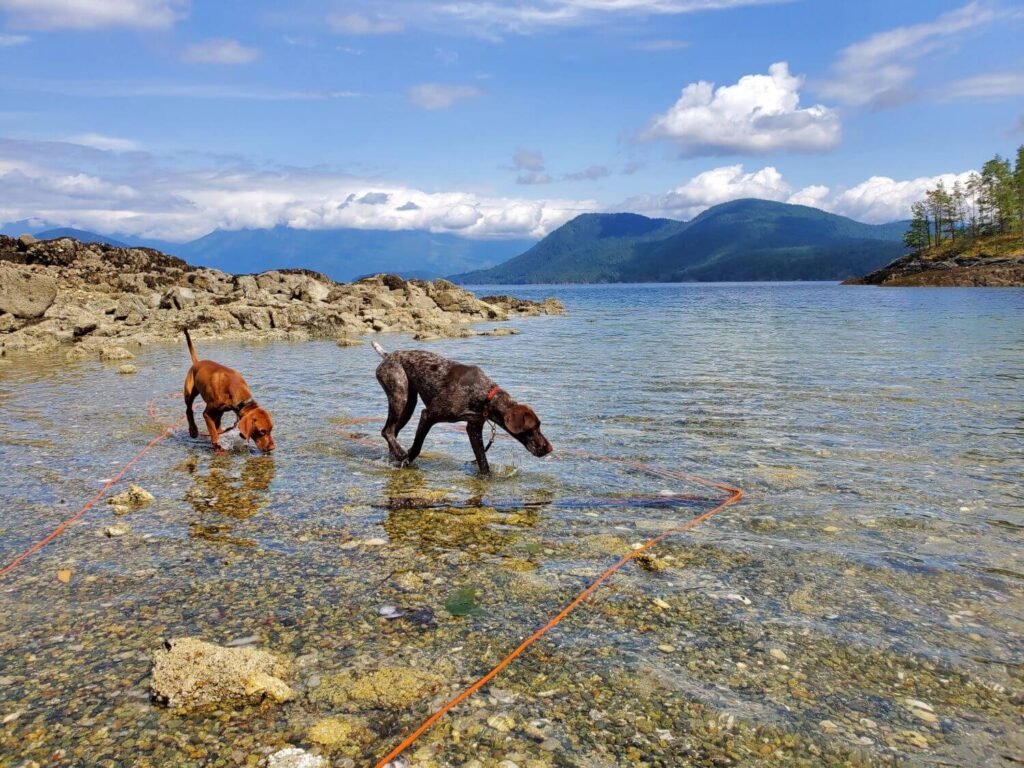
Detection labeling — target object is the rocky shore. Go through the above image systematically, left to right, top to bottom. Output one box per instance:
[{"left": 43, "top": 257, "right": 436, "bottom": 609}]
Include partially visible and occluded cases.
[
  {"left": 0, "top": 234, "right": 563, "bottom": 357},
  {"left": 844, "top": 234, "right": 1024, "bottom": 287}
]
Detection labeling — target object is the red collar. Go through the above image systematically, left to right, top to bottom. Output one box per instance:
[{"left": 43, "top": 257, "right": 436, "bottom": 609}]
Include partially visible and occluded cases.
[{"left": 482, "top": 385, "right": 501, "bottom": 418}]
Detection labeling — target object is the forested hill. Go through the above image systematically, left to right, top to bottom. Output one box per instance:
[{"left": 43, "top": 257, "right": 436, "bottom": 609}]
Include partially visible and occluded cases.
[
  {"left": 452, "top": 199, "right": 907, "bottom": 284},
  {"left": 452, "top": 212, "right": 686, "bottom": 284}
]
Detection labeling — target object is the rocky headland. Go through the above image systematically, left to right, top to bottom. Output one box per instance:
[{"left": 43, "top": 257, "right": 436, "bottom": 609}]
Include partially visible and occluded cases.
[
  {"left": 0, "top": 234, "right": 563, "bottom": 357},
  {"left": 844, "top": 234, "right": 1024, "bottom": 287}
]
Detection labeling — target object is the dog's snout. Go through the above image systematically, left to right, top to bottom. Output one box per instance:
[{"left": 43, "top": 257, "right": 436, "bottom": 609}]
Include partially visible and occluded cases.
[{"left": 530, "top": 436, "right": 553, "bottom": 457}]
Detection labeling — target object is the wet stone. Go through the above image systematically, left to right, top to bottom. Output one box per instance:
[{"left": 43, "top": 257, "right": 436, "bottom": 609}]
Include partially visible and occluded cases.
[
  {"left": 150, "top": 637, "right": 292, "bottom": 709},
  {"left": 313, "top": 666, "right": 446, "bottom": 711}
]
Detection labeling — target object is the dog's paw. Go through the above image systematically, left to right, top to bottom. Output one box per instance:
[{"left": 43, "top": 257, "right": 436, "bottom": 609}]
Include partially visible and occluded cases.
[
  {"left": 189, "top": 426, "right": 199, "bottom": 439},
  {"left": 213, "top": 444, "right": 226, "bottom": 454}
]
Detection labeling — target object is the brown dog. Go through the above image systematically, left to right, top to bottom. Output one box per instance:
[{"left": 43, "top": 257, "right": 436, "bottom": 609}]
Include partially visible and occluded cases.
[
  {"left": 183, "top": 330, "right": 275, "bottom": 453},
  {"left": 372, "top": 341, "right": 552, "bottom": 474}
]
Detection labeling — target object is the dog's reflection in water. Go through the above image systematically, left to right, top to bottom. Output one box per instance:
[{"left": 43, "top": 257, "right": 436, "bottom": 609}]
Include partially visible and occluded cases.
[{"left": 183, "top": 454, "right": 275, "bottom": 547}]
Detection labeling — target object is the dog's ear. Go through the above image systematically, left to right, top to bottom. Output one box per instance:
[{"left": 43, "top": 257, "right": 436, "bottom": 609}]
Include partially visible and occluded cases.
[
  {"left": 505, "top": 404, "right": 539, "bottom": 434},
  {"left": 237, "top": 411, "right": 254, "bottom": 440}
]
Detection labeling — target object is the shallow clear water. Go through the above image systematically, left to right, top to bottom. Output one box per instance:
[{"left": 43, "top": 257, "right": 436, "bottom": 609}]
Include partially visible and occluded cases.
[{"left": 1, "top": 282, "right": 1022, "bottom": 767}]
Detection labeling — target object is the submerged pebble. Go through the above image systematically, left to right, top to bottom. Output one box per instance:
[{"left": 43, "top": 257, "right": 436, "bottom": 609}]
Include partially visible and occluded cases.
[{"left": 266, "top": 747, "right": 326, "bottom": 768}]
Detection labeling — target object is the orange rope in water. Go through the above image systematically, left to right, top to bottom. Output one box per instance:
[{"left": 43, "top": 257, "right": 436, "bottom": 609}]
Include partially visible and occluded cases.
[
  {"left": 0, "top": 393, "right": 184, "bottom": 578},
  {"left": 2, "top": 405, "right": 740, "bottom": 768},
  {"left": 331, "top": 418, "right": 743, "bottom": 767}
]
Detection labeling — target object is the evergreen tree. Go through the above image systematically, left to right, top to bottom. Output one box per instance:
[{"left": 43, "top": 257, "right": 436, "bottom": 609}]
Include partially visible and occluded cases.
[
  {"left": 1014, "top": 145, "right": 1024, "bottom": 238},
  {"left": 980, "top": 156, "right": 1014, "bottom": 234},
  {"left": 965, "top": 172, "right": 982, "bottom": 237},
  {"left": 950, "top": 180, "right": 966, "bottom": 241},
  {"left": 926, "top": 183, "right": 947, "bottom": 244},
  {"left": 904, "top": 201, "right": 931, "bottom": 252}
]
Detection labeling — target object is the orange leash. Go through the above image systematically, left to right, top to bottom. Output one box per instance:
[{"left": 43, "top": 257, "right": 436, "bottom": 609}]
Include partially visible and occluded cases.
[
  {"left": 0, "top": 394, "right": 184, "bottom": 578},
  {"left": 331, "top": 418, "right": 743, "bottom": 767},
  {"left": 374, "top": 483, "right": 741, "bottom": 767}
]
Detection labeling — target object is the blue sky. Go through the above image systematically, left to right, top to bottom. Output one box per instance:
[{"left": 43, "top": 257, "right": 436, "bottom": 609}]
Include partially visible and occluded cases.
[{"left": 1, "top": 0, "right": 1022, "bottom": 241}]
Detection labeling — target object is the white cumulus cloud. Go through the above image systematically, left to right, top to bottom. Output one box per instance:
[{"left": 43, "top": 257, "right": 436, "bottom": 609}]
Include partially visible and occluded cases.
[
  {"left": 0, "top": 0, "right": 187, "bottom": 30},
  {"left": 182, "top": 38, "right": 260, "bottom": 65},
  {"left": 644, "top": 62, "right": 841, "bottom": 156},
  {"left": 407, "top": 83, "right": 482, "bottom": 110},
  {"left": 0, "top": 137, "right": 595, "bottom": 241},
  {"left": 619, "top": 164, "right": 975, "bottom": 223},
  {"left": 621, "top": 164, "right": 792, "bottom": 219},
  {"left": 827, "top": 172, "right": 975, "bottom": 224}
]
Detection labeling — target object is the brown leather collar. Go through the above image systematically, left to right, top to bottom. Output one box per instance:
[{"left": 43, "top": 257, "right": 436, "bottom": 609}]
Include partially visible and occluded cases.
[{"left": 234, "top": 399, "right": 257, "bottom": 415}]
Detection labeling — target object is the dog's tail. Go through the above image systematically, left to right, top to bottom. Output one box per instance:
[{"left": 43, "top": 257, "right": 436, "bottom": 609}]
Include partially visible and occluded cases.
[
  {"left": 184, "top": 328, "right": 200, "bottom": 366},
  {"left": 371, "top": 340, "right": 387, "bottom": 358}
]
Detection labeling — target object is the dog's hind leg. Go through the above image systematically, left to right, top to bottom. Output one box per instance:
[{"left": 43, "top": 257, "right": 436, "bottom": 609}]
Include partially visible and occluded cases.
[
  {"left": 376, "top": 358, "right": 412, "bottom": 462},
  {"left": 184, "top": 367, "right": 200, "bottom": 439},
  {"left": 394, "top": 383, "right": 418, "bottom": 437}
]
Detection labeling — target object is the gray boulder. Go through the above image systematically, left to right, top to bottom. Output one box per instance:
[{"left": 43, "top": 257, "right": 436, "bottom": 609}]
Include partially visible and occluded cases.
[
  {"left": 0, "top": 264, "right": 58, "bottom": 318},
  {"left": 292, "top": 277, "right": 331, "bottom": 303},
  {"left": 160, "top": 286, "right": 196, "bottom": 310},
  {"left": 114, "top": 295, "right": 150, "bottom": 320}
]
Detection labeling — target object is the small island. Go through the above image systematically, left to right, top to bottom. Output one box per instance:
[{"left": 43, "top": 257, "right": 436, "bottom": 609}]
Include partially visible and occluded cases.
[{"left": 847, "top": 147, "right": 1024, "bottom": 287}]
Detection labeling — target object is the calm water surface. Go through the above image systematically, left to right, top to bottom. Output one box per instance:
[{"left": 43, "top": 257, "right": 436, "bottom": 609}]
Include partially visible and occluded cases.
[{"left": 1, "top": 283, "right": 1022, "bottom": 767}]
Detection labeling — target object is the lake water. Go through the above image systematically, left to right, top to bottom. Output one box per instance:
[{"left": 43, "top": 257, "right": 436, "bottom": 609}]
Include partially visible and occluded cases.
[{"left": 1, "top": 282, "right": 1021, "bottom": 767}]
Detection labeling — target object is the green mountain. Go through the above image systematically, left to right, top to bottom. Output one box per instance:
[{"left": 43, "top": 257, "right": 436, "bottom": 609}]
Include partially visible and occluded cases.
[
  {"left": 453, "top": 199, "right": 908, "bottom": 284},
  {"left": 452, "top": 213, "right": 686, "bottom": 284}
]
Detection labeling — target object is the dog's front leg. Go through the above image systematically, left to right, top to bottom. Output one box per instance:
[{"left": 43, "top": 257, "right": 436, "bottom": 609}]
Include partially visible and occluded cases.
[
  {"left": 203, "top": 408, "right": 224, "bottom": 452},
  {"left": 466, "top": 420, "right": 490, "bottom": 475}
]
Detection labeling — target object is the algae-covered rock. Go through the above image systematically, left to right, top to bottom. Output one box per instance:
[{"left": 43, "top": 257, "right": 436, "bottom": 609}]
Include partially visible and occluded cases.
[
  {"left": 99, "top": 345, "right": 134, "bottom": 361},
  {"left": 108, "top": 483, "right": 154, "bottom": 510},
  {"left": 634, "top": 552, "right": 667, "bottom": 572},
  {"left": 150, "top": 637, "right": 292, "bottom": 709},
  {"left": 314, "top": 665, "right": 445, "bottom": 711},
  {"left": 244, "top": 670, "right": 295, "bottom": 703},
  {"left": 307, "top": 715, "right": 374, "bottom": 755}
]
